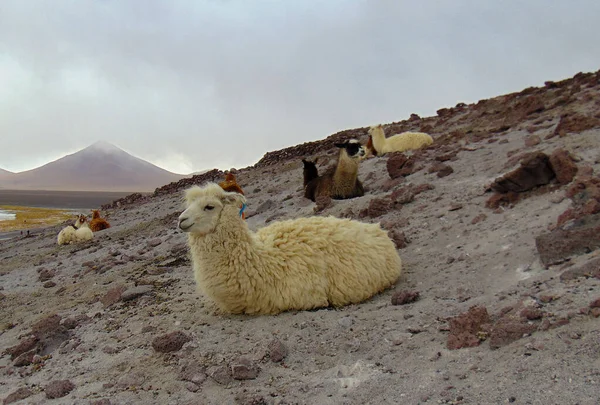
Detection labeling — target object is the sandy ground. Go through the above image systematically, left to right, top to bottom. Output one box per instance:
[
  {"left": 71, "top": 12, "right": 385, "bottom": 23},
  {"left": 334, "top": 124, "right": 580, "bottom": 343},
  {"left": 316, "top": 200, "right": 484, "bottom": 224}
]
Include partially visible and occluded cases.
[{"left": 1, "top": 70, "right": 600, "bottom": 405}]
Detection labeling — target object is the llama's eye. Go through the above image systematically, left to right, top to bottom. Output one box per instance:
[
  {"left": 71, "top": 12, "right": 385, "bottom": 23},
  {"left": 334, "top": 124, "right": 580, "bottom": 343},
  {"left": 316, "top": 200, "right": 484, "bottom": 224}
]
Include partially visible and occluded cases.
[{"left": 204, "top": 205, "right": 215, "bottom": 211}]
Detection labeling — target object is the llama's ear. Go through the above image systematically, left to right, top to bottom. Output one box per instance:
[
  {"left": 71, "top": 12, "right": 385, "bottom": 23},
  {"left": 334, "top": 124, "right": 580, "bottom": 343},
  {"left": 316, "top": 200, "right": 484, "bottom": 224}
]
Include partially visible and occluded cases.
[{"left": 222, "top": 191, "right": 246, "bottom": 206}]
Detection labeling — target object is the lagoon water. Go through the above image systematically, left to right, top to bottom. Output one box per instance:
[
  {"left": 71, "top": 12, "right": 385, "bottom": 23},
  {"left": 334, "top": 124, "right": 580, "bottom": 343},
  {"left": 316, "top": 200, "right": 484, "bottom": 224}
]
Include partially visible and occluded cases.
[{"left": 0, "top": 209, "right": 16, "bottom": 221}]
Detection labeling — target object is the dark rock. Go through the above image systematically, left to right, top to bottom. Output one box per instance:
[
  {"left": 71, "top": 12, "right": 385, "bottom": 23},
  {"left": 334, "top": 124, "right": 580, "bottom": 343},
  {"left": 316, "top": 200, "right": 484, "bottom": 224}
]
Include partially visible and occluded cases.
[
  {"left": 553, "top": 113, "right": 600, "bottom": 137},
  {"left": 524, "top": 135, "right": 541, "bottom": 147},
  {"left": 549, "top": 149, "right": 578, "bottom": 185},
  {"left": 435, "top": 151, "right": 458, "bottom": 162},
  {"left": 490, "top": 152, "right": 555, "bottom": 193},
  {"left": 386, "top": 154, "right": 418, "bottom": 179},
  {"left": 428, "top": 163, "right": 454, "bottom": 178},
  {"left": 390, "top": 187, "right": 415, "bottom": 205},
  {"left": 486, "top": 192, "right": 520, "bottom": 209},
  {"left": 365, "top": 197, "right": 391, "bottom": 218},
  {"left": 448, "top": 203, "right": 463, "bottom": 211},
  {"left": 471, "top": 213, "right": 487, "bottom": 224},
  {"left": 536, "top": 213, "right": 600, "bottom": 266},
  {"left": 388, "top": 230, "right": 409, "bottom": 249},
  {"left": 147, "top": 238, "right": 162, "bottom": 247},
  {"left": 560, "top": 256, "right": 600, "bottom": 280},
  {"left": 38, "top": 268, "right": 56, "bottom": 282},
  {"left": 43, "top": 281, "right": 56, "bottom": 288},
  {"left": 100, "top": 285, "right": 126, "bottom": 308},
  {"left": 121, "top": 285, "right": 153, "bottom": 302},
  {"left": 391, "top": 290, "right": 420, "bottom": 305},
  {"left": 590, "top": 298, "right": 600, "bottom": 308},
  {"left": 447, "top": 306, "right": 490, "bottom": 350},
  {"left": 520, "top": 308, "right": 544, "bottom": 320},
  {"left": 31, "top": 314, "right": 70, "bottom": 355},
  {"left": 62, "top": 314, "right": 91, "bottom": 330},
  {"left": 489, "top": 319, "right": 537, "bottom": 349},
  {"left": 152, "top": 331, "right": 191, "bottom": 353},
  {"left": 6, "top": 336, "right": 38, "bottom": 359},
  {"left": 268, "top": 338, "right": 288, "bottom": 363},
  {"left": 13, "top": 350, "right": 36, "bottom": 367},
  {"left": 231, "top": 357, "right": 260, "bottom": 380},
  {"left": 179, "top": 361, "right": 207, "bottom": 385},
  {"left": 208, "top": 365, "right": 232, "bottom": 385},
  {"left": 116, "top": 373, "right": 146, "bottom": 388},
  {"left": 45, "top": 380, "right": 75, "bottom": 399},
  {"left": 3, "top": 387, "right": 33, "bottom": 404},
  {"left": 90, "top": 400, "right": 112, "bottom": 405}
]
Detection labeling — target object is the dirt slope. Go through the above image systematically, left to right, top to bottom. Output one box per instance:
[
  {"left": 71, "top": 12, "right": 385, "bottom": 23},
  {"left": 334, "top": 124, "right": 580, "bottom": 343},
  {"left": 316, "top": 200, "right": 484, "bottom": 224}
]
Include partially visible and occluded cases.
[{"left": 1, "top": 70, "right": 600, "bottom": 405}]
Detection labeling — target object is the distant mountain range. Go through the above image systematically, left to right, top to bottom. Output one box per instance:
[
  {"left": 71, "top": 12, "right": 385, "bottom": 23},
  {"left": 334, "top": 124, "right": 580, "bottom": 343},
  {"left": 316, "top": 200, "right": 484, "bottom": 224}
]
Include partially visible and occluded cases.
[{"left": 0, "top": 141, "right": 186, "bottom": 192}]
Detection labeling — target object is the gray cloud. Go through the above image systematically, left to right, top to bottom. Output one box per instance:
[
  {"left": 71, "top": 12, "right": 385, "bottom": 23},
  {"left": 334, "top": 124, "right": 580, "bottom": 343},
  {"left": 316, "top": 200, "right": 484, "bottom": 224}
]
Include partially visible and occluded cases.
[{"left": 1, "top": 0, "right": 600, "bottom": 173}]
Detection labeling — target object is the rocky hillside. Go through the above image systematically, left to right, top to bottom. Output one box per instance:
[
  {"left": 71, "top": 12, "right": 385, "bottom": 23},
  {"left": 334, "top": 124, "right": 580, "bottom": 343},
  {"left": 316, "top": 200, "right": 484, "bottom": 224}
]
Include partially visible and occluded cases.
[{"left": 1, "top": 69, "right": 600, "bottom": 405}]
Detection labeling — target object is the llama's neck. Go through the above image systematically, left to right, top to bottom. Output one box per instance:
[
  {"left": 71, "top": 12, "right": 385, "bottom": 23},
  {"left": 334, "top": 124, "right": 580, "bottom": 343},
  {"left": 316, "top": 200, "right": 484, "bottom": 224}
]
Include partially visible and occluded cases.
[
  {"left": 370, "top": 128, "right": 386, "bottom": 153},
  {"left": 333, "top": 150, "right": 359, "bottom": 184},
  {"left": 188, "top": 208, "right": 266, "bottom": 313},
  {"left": 189, "top": 209, "right": 257, "bottom": 267}
]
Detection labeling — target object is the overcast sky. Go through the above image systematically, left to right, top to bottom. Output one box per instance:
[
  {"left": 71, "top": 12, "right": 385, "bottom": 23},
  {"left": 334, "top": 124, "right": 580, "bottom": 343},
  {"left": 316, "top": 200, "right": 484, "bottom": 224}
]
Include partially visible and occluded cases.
[{"left": 1, "top": 1, "right": 599, "bottom": 174}]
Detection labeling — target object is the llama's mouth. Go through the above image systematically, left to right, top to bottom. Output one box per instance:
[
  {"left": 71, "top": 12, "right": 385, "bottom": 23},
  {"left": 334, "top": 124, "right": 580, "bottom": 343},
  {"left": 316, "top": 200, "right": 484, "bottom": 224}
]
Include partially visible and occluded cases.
[{"left": 178, "top": 221, "right": 194, "bottom": 231}]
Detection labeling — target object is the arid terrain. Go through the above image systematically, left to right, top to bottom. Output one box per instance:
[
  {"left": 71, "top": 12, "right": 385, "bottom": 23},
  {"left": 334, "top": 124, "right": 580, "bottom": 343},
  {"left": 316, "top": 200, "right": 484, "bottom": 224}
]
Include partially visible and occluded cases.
[{"left": 1, "top": 70, "right": 600, "bottom": 405}]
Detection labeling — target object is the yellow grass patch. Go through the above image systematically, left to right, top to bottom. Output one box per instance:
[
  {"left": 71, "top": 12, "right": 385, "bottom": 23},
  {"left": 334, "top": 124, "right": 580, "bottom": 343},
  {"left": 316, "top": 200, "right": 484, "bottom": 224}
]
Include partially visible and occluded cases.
[{"left": 0, "top": 205, "right": 76, "bottom": 232}]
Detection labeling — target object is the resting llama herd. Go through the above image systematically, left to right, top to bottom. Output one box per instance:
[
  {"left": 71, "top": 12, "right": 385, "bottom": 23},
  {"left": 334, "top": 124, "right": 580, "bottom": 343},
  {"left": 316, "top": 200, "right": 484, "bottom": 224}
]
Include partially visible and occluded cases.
[
  {"left": 56, "top": 124, "right": 432, "bottom": 316},
  {"left": 57, "top": 210, "right": 110, "bottom": 245}
]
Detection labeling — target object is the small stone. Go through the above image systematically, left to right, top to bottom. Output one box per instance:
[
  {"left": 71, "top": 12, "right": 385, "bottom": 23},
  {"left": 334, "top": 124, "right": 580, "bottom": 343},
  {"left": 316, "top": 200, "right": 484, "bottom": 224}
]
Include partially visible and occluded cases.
[
  {"left": 524, "top": 135, "right": 541, "bottom": 147},
  {"left": 448, "top": 203, "right": 463, "bottom": 211},
  {"left": 471, "top": 213, "right": 487, "bottom": 224},
  {"left": 388, "top": 229, "right": 409, "bottom": 249},
  {"left": 147, "top": 238, "right": 162, "bottom": 247},
  {"left": 38, "top": 268, "right": 56, "bottom": 282},
  {"left": 43, "top": 281, "right": 57, "bottom": 288},
  {"left": 121, "top": 285, "right": 153, "bottom": 302},
  {"left": 100, "top": 286, "right": 125, "bottom": 308},
  {"left": 391, "top": 290, "right": 420, "bottom": 305},
  {"left": 589, "top": 298, "right": 600, "bottom": 308},
  {"left": 520, "top": 308, "right": 543, "bottom": 320},
  {"left": 62, "top": 314, "right": 91, "bottom": 330},
  {"left": 338, "top": 317, "right": 354, "bottom": 329},
  {"left": 152, "top": 331, "right": 191, "bottom": 353},
  {"left": 7, "top": 336, "right": 38, "bottom": 360},
  {"left": 267, "top": 338, "right": 288, "bottom": 363},
  {"left": 102, "top": 346, "right": 119, "bottom": 354},
  {"left": 13, "top": 350, "right": 36, "bottom": 367},
  {"left": 231, "top": 357, "right": 260, "bottom": 380},
  {"left": 208, "top": 365, "right": 232, "bottom": 385},
  {"left": 116, "top": 373, "right": 145, "bottom": 388},
  {"left": 45, "top": 380, "right": 75, "bottom": 399},
  {"left": 185, "top": 382, "right": 200, "bottom": 392},
  {"left": 3, "top": 387, "right": 33, "bottom": 404},
  {"left": 90, "top": 400, "right": 112, "bottom": 405}
]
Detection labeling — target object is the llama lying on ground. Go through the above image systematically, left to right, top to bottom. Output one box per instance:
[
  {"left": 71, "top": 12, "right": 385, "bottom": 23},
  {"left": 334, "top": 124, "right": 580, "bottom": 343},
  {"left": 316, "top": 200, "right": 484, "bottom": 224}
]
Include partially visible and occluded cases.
[
  {"left": 368, "top": 124, "right": 433, "bottom": 155},
  {"left": 364, "top": 135, "right": 378, "bottom": 158},
  {"left": 304, "top": 140, "right": 365, "bottom": 201},
  {"left": 301, "top": 158, "right": 319, "bottom": 187},
  {"left": 218, "top": 172, "right": 245, "bottom": 195},
  {"left": 218, "top": 173, "right": 246, "bottom": 219},
  {"left": 178, "top": 183, "right": 402, "bottom": 315},
  {"left": 90, "top": 210, "right": 110, "bottom": 232},
  {"left": 57, "top": 214, "right": 94, "bottom": 245}
]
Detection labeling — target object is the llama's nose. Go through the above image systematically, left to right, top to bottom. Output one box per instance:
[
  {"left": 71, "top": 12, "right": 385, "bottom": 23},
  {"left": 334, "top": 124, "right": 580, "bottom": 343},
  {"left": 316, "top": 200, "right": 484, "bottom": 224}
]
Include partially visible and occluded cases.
[{"left": 178, "top": 216, "right": 192, "bottom": 231}]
